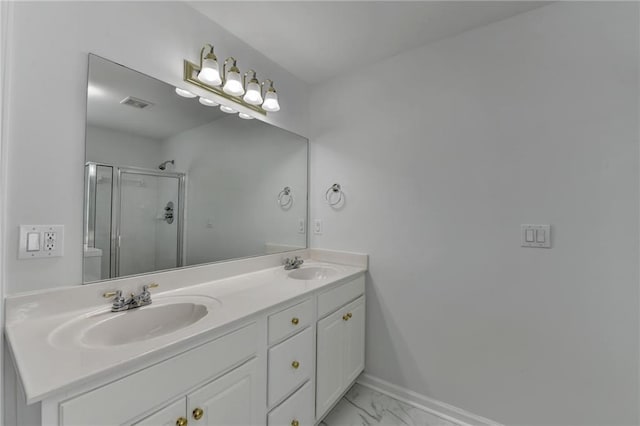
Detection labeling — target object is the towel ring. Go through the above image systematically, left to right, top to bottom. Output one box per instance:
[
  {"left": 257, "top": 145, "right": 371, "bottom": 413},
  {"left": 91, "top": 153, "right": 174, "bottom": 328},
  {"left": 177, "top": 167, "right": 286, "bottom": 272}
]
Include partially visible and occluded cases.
[
  {"left": 325, "top": 183, "right": 343, "bottom": 206},
  {"left": 278, "top": 186, "right": 293, "bottom": 207}
]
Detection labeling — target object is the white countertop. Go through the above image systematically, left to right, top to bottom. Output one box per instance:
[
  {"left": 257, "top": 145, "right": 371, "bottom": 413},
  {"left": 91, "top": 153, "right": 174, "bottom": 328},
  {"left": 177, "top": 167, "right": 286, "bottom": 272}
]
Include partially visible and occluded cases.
[{"left": 5, "top": 251, "right": 367, "bottom": 404}]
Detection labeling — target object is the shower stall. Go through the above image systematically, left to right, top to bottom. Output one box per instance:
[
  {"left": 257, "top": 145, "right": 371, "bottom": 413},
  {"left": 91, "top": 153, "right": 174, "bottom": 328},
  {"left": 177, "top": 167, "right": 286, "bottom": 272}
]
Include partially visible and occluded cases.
[{"left": 83, "top": 162, "right": 186, "bottom": 282}]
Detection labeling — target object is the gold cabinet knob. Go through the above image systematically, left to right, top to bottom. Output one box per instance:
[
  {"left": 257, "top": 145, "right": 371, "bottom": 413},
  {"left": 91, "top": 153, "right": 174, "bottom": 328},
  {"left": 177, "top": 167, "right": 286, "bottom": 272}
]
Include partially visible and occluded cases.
[
  {"left": 347, "top": 312, "right": 353, "bottom": 318},
  {"left": 342, "top": 314, "right": 349, "bottom": 321},
  {"left": 291, "top": 317, "right": 299, "bottom": 325},
  {"left": 291, "top": 360, "right": 300, "bottom": 369},
  {"left": 192, "top": 407, "right": 204, "bottom": 420},
  {"left": 176, "top": 417, "right": 188, "bottom": 426},
  {"left": 291, "top": 420, "right": 300, "bottom": 426}
]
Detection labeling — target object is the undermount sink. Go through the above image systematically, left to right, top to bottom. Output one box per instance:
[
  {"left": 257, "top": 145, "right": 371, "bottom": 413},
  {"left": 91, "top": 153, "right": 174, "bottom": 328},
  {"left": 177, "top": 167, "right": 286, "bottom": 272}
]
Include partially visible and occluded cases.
[
  {"left": 288, "top": 266, "right": 338, "bottom": 281},
  {"left": 49, "top": 296, "right": 220, "bottom": 348}
]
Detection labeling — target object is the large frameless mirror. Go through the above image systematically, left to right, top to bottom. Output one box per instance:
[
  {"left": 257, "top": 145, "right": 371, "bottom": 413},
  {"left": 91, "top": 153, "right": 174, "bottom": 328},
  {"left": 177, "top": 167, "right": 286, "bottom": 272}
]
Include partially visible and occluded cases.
[{"left": 84, "top": 54, "right": 308, "bottom": 283}]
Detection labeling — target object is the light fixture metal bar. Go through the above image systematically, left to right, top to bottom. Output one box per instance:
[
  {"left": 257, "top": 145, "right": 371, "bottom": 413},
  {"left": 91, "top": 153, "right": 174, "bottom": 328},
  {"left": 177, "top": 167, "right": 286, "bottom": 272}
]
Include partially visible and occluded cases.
[{"left": 183, "top": 60, "right": 267, "bottom": 115}]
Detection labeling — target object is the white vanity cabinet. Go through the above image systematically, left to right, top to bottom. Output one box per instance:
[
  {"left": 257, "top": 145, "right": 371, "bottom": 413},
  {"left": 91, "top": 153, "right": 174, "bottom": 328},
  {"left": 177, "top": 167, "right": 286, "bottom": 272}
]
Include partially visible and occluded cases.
[
  {"left": 25, "top": 270, "right": 367, "bottom": 426},
  {"left": 315, "top": 277, "right": 366, "bottom": 421},
  {"left": 266, "top": 298, "right": 315, "bottom": 426},
  {"left": 57, "top": 323, "right": 261, "bottom": 426},
  {"left": 135, "top": 357, "right": 259, "bottom": 426}
]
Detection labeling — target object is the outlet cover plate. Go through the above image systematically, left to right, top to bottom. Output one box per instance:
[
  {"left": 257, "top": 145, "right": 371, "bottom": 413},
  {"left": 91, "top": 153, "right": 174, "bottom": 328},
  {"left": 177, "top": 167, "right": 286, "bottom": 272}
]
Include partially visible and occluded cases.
[{"left": 19, "top": 225, "right": 64, "bottom": 259}]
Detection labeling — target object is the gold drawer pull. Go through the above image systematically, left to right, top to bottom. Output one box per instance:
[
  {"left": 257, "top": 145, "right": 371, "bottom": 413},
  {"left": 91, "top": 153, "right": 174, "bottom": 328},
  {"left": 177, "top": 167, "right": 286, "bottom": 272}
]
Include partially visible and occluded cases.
[
  {"left": 347, "top": 312, "right": 353, "bottom": 318},
  {"left": 342, "top": 314, "right": 349, "bottom": 321},
  {"left": 291, "top": 317, "right": 300, "bottom": 325},
  {"left": 291, "top": 360, "right": 300, "bottom": 369},
  {"left": 193, "top": 407, "right": 204, "bottom": 420},
  {"left": 176, "top": 418, "right": 188, "bottom": 426},
  {"left": 291, "top": 420, "right": 300, "bottom": 426}
]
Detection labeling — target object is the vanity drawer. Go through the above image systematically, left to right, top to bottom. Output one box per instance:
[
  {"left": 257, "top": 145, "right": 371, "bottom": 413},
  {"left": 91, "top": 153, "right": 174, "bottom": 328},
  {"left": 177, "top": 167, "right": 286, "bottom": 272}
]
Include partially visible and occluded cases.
[
  {"left": 317, "top": 275, "right": 365, "bottom": 319},
  {"left": 268, "top": 298, "right": 313, "bottom": 345},
  {"left": 60, "top": 322, "right": 257, "bottom": 426},
  {"left": 268, "top": 326, "right": 313, "bottom": 407},
  {"left": 268, "top": 380, "right": 314, "bottom": 426}
]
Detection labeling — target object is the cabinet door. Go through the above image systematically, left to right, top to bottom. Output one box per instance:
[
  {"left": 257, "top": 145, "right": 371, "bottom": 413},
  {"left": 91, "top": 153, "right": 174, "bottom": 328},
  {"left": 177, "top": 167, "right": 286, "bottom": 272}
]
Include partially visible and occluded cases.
[
  {"left": 343, "top": 297, "right": 365, "bottom": 385},
  {"left": 315, "top": 309, "right": 345, "bottom": 419},
  {"left": 187, "top": 359, "right": 260, "bottom": 426},
  {"left": 133, "top": 398, "right": 186, "bottom": 426}
]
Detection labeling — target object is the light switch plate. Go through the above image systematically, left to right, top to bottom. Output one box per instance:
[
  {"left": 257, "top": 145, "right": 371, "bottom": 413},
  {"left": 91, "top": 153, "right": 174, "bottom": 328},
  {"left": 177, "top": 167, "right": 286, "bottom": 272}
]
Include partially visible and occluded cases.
[
  {"left": 314, "top": 219, "right": 323, "bottom": 235},
  {"left": 521, "top": 224, "right": 551, "bottom": 248},
  {"left": 19, "top": 225, "right": 64, "bottom": 259}
]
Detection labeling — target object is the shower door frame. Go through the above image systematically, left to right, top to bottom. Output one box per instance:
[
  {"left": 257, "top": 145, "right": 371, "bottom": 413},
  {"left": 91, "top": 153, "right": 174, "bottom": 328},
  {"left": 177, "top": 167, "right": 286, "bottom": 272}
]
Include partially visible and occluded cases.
[{"left": 112, "top": 165, "right": 186, "bottom": 278}]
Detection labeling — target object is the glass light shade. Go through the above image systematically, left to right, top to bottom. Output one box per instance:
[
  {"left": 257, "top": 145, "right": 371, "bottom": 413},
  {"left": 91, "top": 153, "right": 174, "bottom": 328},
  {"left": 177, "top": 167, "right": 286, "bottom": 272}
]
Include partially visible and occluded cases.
[
  {"left": 197, "top": 58, "right": 222, "bottom": 86},
  {"left": 223, "top": 71, "right": 245, "bottom": 96},
  {"left": 243, "top": 81, "right": 263, "bottom": 105},
  {"left": 175, "top": 87, "right": 196, "bottom": 98},
  {"left": 262, "top": 90, "right": 280, "bottom": 112},
  {"left": 199, "top": 97, "right": 218, "bottom": 107},
  {"left": 220, "top": 105, "right": 237, "bottom": 114},
  {"left": 238, "top": 113, "right": 254, "bottom": 120}
]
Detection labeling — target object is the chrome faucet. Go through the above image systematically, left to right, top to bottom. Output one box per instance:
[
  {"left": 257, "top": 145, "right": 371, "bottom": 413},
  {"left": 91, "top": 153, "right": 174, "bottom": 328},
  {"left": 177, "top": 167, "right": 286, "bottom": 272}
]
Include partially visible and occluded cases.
[
  {"left": 283, "top": 256, "right": 304, "bottom": 270},
  {"left": 103, "top": 283, "right": 159, "bottom": 312}
]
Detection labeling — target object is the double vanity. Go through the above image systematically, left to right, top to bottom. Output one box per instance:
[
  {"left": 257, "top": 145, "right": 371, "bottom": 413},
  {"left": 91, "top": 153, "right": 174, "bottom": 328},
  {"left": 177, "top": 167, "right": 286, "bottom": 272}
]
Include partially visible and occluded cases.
[{"left": 5, "top": 249, "right": 367, "bottom": 425}]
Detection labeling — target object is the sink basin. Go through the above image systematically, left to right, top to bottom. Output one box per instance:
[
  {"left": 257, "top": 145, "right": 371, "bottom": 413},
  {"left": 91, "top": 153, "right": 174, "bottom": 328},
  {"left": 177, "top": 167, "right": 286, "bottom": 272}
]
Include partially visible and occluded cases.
[
  {"left": 288, "top": 266, "right": 338, "bottom": 281},
  {"left": 49, "top": 296, "right": 220, "bottom": 348},
  {"left": 82, "top": 303, "right": 208, "bottom": 347}
]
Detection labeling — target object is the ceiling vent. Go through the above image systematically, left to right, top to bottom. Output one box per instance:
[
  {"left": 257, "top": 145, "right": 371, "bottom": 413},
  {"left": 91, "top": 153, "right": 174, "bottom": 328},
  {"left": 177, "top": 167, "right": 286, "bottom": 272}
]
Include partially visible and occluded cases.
[{"left": 120, "top": 96, "right": 154, "bottom": 109}]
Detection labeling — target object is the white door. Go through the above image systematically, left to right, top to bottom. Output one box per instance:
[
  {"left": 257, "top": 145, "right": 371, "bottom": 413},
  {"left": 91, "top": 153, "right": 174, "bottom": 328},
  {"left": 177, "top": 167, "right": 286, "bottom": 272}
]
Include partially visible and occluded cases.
[
  {"left": 343, "top": 297, "right": 365, "bottom": 385},
  {"left": 315, "top": 309, "right": 345, "bottom": 420},
  {"left": 187, "top": 359, "right": 259, "bottom": 425},
  {"left": 133, "top": 398, "right": 186, "bottom": 426}
]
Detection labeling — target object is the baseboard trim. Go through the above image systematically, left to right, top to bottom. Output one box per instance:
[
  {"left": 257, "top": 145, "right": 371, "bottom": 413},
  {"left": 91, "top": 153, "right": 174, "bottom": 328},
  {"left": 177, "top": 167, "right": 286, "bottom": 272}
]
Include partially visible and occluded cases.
[{"left": 356, "top": 374, "right": 503, "bottom": 426}]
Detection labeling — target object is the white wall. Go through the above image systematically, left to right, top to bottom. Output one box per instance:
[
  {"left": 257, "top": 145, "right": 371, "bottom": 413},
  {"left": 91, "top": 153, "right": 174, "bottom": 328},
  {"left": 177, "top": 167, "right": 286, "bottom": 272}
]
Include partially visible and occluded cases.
[
  {"left": 0, "top": 1, "right": 8, "bottom": 423},
  {"left": 3, "top": 1, "right": 309, "bottom": 294},
  {"left": 310, "top": 2, "right": 639, "bottom": 424},
  {"left": 161, "top": 116, "right": 307, "bottom": 265}
]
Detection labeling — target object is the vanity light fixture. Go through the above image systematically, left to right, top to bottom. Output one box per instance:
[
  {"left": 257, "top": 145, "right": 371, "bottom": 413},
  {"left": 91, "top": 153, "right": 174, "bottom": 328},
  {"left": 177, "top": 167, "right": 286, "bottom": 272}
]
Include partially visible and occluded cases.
[
  {"left": 182, "top": 43, "right": 281, "bottom": 115},
  {"left": 197, "top": 44, "right": 222, "bottom": 86},
  {"left": 222, "top": 57, "right": 245, "bottom": 96},
  {"left": 243, "top": 70, "right": 263, "bottom": 105},
  {"left": 261, "top": 80, "right": 280, "bottom": 112},
  {"left": 175, "top": 87, "right": 197, "bottom": 98},
  {"left": 198, "top": 97, "right": 218, "bottom": 107},
  {"left": 238, "top": 113, "right": 254, "bottom": 120}
]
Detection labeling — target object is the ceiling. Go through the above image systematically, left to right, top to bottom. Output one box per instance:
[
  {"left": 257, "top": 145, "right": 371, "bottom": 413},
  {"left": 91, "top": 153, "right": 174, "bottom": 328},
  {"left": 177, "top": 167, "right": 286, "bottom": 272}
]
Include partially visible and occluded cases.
[
  {"left": 188, "top": 1, "right": 550, "bottom": 84},
  {"left": 87, "top": 55, "right": 226, "bottom": 141}
]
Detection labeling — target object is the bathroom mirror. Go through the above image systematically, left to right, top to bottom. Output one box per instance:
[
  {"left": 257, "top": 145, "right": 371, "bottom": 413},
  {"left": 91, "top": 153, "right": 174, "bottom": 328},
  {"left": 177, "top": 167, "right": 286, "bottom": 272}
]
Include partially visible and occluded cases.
[{"left": 84, "top": 54, "right": 307, "bottom": 283}]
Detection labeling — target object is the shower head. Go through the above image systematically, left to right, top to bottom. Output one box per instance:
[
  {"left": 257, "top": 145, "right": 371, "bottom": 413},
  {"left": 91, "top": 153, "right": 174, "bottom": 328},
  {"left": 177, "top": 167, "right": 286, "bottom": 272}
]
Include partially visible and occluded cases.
[{"left": 159, "top": 160, "right": 174, "bottom": 170}]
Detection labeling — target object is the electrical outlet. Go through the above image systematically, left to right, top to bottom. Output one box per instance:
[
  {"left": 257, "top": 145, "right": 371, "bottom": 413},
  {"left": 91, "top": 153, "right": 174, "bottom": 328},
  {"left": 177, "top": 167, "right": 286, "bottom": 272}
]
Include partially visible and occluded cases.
[
  {"left": 298, "top": 218, "right": 305, "bottom": 234},
  {"left": 314, "top": 219, "right": 323, "bottom": 235},
  {"left": 44, "top": 232, "right": 56, "bottom": 251}
]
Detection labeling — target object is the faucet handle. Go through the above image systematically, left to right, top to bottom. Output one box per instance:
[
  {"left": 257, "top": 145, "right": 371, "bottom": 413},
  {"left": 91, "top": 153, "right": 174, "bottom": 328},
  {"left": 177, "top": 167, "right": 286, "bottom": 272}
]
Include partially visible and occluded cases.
[
  {"left": 143, "top": 283, "right": 159, "bottom": 292},
  {"left": 103, "top": 289, "right": 122, "bottom": 299}
]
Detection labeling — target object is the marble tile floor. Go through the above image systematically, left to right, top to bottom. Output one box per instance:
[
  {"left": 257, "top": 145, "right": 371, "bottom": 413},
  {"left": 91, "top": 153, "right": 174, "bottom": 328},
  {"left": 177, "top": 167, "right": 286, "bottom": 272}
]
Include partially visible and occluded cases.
[{"left": 320, "top": 384, "right": 460, "bottom": 426}]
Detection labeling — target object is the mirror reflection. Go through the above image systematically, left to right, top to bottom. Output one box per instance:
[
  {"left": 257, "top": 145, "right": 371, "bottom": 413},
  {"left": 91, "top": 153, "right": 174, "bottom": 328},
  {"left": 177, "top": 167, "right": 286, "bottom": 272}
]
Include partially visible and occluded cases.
[{"left": 84, "top": 55, "right": 308, "bottom": 283}]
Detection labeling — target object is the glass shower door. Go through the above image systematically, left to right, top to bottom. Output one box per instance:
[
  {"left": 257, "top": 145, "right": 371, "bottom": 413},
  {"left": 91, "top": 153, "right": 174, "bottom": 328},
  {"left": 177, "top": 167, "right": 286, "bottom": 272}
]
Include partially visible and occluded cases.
[{"left": 117, "top": 170, "right": 183, "bottom": 277}]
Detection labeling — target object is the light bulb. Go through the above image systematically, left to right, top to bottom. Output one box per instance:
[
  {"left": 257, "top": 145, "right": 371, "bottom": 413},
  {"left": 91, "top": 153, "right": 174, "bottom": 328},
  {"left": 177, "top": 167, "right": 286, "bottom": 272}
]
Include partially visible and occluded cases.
[
  {"left": 197, "top": 58, "right": 222, "bottom": 86},
  {"left": 223, "top": 70, "right": 245, "bottom": 96},
  {"left": 243, "top": 80, "right": 263, "bottom": 105},
  {"left": 175, "top": 87, "right": 196, "bottom": 98},
  {"left": 262, "top": 89, "right": 280, "bottom": 112},
  {"left": 199, "top": 97, "right": 218, "bottom": 107},
  {"left": 220, "top": 105, "right": 237, "bottom": 114},
  {"left": 238, "top": 113, "right": 254, "bottom": 120}
]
